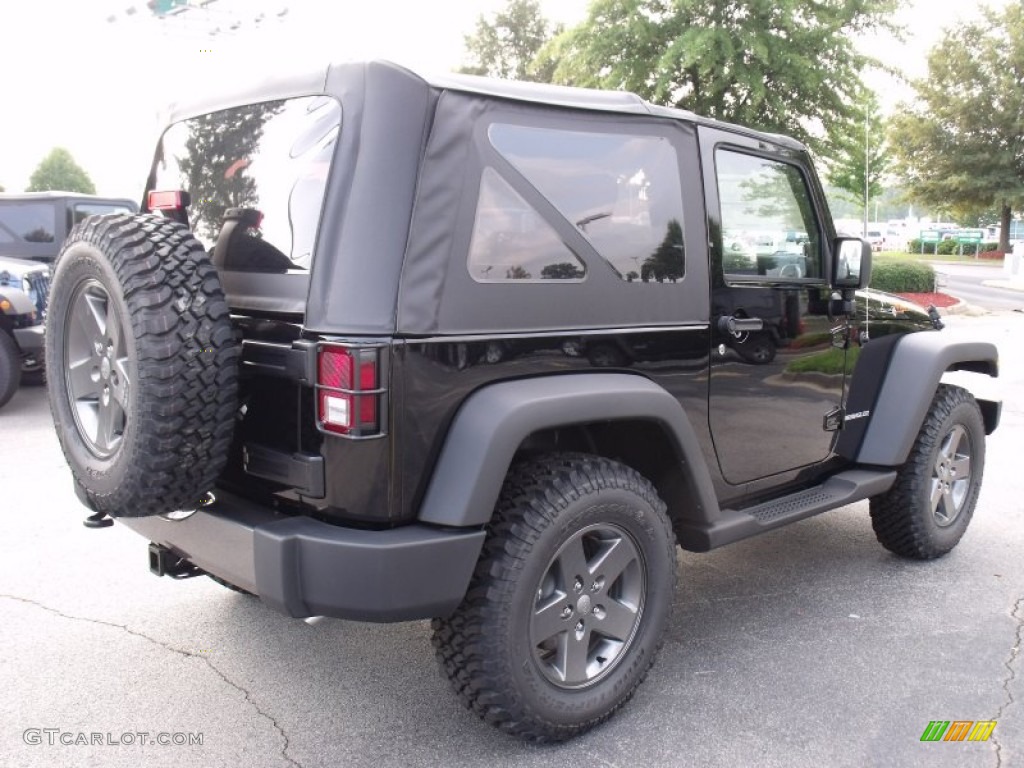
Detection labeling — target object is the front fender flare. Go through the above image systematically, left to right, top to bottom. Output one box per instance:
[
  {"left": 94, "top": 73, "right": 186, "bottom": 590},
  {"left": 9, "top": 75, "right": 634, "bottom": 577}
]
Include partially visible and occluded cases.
[
  {"left": 855, "top": 332, "right": 998, "bottom": 466},
  {"left": 417, "top": 373, "right": 719, "bottom": 528}
]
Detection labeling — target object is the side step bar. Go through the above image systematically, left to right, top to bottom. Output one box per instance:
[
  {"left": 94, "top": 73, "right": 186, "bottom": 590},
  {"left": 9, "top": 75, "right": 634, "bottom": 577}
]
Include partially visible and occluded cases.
[{"left": 678, "top": 469, "right": 897, "bottom": 552}]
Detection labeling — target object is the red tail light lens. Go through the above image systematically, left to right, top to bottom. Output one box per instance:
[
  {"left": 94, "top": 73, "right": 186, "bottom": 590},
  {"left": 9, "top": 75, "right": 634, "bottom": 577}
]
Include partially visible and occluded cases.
[
  {"left": 147, "top": 189, "right": 190, "bottom": 211},
  {"left": 317, "top": 346, "right": 379, "bottom": 436},
  {"left": 318, "top": 347, "right": 352, "bottom": 434}
]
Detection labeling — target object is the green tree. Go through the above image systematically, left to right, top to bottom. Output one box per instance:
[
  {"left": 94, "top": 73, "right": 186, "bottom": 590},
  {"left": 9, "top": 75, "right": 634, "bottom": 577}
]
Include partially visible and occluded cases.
[
  {"left": 459, "top": 0, "right": 562, "bottom": 82},
  {"left": 537, "top": 0, "right": 898, "bottom": 154},
  {"left": 888, "top": 3, "right": 1024, "bottom": 253},
  {"left": 826, "top": 92, "right": 890, "bottom": 229},
  {"left": 177, "top": 101, "right": 284, "bottom": 241},
  {"left": 27, "top": 148, "right": 96, "bottom": 194},
  {"left": 641, "top": 219, "right": 685, "bottom": 282},
  {"left": 540, "top": 262, "right": 584, "bottom": 279},
  {"left": 505, "top": 265, "right": 532, "bottom": 279}
]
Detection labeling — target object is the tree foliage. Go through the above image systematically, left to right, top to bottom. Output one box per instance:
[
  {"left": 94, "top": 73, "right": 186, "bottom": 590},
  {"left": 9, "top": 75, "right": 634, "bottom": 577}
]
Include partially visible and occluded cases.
[
  {"left": 459, "top": 0, "right": 562, "bottom": 82},
  {"left": 537, "top": 0, "right": 898, "bottom": 154},
  {"left": 888, "top": 3, "right": 1024, "bottom": 252},
  {"left": 826, "top": 91, "right": 890, "bottom": 223},
  {"left": 177, "top": 101, "right": 283, "bottom": 241},
  {"left": 26, "top": 148, "right": 96, "bottom": 194},
  {"left": 641, "top": 219, "right": 684, "bottom": 282}
]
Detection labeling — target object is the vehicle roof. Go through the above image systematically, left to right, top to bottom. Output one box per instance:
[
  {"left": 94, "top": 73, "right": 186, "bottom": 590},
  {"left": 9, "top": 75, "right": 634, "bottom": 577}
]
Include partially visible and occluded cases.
[
  {"left": 161, "top": 59, "right": 806, "bottom": 152},
  {"left": 0, "top": 191, "right": 136, "bottom": 204}
]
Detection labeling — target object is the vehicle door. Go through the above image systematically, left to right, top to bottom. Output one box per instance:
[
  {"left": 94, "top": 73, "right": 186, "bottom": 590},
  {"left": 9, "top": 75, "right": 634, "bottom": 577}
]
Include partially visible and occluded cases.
[{"left": 700, "top": 127, "right": 846, "bottom": 486}]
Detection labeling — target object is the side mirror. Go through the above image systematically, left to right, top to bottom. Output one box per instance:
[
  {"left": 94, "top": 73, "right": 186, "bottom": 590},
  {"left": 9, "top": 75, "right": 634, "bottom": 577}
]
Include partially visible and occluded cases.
[{"left": 832, "top": 237, "right": 872, "bottom": 290}]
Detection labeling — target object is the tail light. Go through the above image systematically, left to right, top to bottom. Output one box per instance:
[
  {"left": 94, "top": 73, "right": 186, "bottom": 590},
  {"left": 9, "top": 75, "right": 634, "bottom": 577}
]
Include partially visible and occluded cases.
[
  {"left": 147, "top": 189, "right": 191, "bottom": 211},
  {"left": 147, "top": 189, "right": 191, "bottom": 227},
  {"left": 316, "top": 344, "right": 385, "bottom": 438}
]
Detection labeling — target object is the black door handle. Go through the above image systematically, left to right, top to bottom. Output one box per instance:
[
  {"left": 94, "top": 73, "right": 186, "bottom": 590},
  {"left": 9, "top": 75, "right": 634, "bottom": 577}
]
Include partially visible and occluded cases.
[{"left": 718, "top": 316, "right": 764, "bottom": 334}]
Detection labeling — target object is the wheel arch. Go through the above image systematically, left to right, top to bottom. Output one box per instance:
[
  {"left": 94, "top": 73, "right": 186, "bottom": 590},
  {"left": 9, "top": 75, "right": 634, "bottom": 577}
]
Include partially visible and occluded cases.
[
  {"left": 851, "top": 332, "right": 999, "bottom": 467},
  {"left": 416, "top": 373, "right": 721, "bottom": 543}
]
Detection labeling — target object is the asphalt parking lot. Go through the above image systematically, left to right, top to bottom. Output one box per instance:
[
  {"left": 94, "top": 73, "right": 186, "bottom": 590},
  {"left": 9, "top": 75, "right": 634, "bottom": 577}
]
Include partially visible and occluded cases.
[{"left": 1, "top": 312, "right": 1021, "bottom": 768}]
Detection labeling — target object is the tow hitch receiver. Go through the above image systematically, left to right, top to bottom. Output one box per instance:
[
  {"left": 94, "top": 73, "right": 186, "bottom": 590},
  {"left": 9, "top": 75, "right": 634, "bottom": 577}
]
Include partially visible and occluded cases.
[{"left": 148, "top": 543, "right": 200, "bottom": 579}]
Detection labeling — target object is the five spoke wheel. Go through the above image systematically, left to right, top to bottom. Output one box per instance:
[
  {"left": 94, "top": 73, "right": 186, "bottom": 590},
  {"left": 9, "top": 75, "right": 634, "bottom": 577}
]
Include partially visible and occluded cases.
[
  {"left": 64, "top": 279, "right": 130, "bottom": 458},
  {"left": 931, "top": 424, "right": 972, "bottom": 527},
  {"left": 531, "top": 523, "right": 645, "bottom": 688}
]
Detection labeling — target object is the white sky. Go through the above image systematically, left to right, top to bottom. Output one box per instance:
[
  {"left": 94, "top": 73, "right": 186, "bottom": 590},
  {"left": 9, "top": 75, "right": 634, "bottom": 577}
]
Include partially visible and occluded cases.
[{"left": 0, "top": 0, "right": 1007, "bottom": 199}]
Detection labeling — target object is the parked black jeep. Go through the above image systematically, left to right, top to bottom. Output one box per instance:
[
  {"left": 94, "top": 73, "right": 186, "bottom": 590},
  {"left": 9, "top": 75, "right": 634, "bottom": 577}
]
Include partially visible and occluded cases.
[
  {"left": 44, "top": 61, "right": 999, "bottom": 741},
  {"left": 0, "top": 192, "right": 137, "bottom": 265},
  {"left": 0, "top": 193, "right": 137, "bottom": 406}
]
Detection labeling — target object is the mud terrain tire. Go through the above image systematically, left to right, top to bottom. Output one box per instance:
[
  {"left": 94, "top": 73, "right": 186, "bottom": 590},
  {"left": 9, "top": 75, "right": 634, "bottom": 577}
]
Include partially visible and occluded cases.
[{"left": 45, "top": 213, "right": 239, "bottom": 517}]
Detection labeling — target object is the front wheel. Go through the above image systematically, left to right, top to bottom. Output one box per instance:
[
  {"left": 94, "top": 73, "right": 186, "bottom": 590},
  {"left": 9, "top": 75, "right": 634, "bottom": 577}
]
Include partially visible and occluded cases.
[
  {"left": 0, "top": 331, "right": 22, "bottom": 409},
  {"left": 869, "top": 385, "right": 986, "bottom": 559},
  {"left": 432, "top": 453, "right": 677, "bottom": 742}
]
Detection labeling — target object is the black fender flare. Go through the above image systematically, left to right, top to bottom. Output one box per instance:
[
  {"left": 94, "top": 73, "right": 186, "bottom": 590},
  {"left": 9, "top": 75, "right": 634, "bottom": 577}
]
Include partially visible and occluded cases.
[
  {"left": 854, "top": 332, "right": 998, "bottom": 466},
  {"left": 416, "top": 372, "right": 720, "bottom": 528}
]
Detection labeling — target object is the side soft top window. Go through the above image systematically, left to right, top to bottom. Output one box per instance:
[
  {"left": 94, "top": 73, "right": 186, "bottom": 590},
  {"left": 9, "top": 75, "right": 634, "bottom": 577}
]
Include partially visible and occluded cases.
[{"left": 486, "top": 124, "right": 686, "bottom": 284}]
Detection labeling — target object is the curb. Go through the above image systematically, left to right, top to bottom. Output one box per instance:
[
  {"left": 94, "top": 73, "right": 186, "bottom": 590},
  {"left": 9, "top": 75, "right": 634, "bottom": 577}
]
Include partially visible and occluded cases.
[
  {"left": 981, "top": 279, "right": 1024, "bottom": 293},
  {"left": 938, "top": 297, "right": 987, "bottom": 317}
]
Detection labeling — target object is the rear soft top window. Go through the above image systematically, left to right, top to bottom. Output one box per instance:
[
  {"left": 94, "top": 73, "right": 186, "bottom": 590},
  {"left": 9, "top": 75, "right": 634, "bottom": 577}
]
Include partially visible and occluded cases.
[
  {"left": 152, "top": 95, "right": 341, "bottom": 274},
  {"left": 0, "top": 202, "right": 57, "bottom": 243}
]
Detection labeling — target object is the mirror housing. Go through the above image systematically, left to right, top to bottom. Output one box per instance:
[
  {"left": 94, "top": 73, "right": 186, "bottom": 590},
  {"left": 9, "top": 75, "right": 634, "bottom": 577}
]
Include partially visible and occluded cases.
[{"left": 832, "top": 237, "right": 872, "bottom": 290}]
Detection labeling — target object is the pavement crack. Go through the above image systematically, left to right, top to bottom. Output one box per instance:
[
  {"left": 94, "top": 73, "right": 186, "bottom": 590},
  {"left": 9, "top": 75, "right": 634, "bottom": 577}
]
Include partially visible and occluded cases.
[
  {"left": 0, "top": 594, "right": 302, "bottom": 768},
  {"left": 992, "top": 596, "right": 1024, "bottom": 768}
]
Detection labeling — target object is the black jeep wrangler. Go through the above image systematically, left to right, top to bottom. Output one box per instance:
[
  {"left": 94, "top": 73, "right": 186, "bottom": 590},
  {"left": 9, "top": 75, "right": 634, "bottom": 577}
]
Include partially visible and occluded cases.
[
  {"left": 44, "top": 61, "right": 999, "bottom": 741},
  {"left": 0, "top": 193, "right": 137, "bottom": 406}
]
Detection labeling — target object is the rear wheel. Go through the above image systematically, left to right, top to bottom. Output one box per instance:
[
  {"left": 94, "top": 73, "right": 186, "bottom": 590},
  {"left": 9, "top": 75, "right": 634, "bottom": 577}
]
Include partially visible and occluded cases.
[
  {"left": 45, "top": 213, "right": 239, "bottom": 517},
  {"left": 0, "top": 331, "right": 22, "bottom": 408},
  {"left": 869, "top": 385, "right": 985, "bottom": 559},
  {"left": 432, "top": 453, "right": 676, "bottom": 742}
]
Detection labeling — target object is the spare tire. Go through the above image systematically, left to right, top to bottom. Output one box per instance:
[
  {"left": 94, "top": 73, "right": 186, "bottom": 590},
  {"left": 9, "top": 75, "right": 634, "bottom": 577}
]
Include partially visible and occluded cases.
[{"left": 45, "top": 213, "right": 239, "bottom": 517}]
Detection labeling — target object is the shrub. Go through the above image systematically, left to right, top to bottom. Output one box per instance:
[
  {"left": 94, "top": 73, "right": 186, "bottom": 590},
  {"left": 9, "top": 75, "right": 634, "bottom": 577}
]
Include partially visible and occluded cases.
[
  {"left": 906, "top": 239, "right": 998, "bottom": 255},
  {"left": 722, "top": 250, "right": 754, "bottom": 272},
  {"left": 870, "top": 259, "right": 936, "bottom": 293}
]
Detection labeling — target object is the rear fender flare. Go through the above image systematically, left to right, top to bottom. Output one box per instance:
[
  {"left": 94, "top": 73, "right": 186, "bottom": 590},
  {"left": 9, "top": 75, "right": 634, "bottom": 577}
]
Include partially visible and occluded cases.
[{"left": 416, "top": 373, "right": 720, "bottom": 528}]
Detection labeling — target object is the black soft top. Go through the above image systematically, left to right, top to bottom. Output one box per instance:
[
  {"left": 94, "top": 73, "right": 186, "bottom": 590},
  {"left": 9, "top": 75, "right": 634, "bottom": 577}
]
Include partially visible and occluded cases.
[
  {"left": 157, "top": 60, "right": 808, "bottom": 334},
  {"left": 161, "top": 60, "right": 806, "bottom": 151}
]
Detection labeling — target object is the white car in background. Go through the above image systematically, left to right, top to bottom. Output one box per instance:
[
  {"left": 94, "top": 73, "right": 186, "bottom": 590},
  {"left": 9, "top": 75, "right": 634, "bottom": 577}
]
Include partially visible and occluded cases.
[{"left": 865, "top": 229, "right": 886, "bottom": 251}]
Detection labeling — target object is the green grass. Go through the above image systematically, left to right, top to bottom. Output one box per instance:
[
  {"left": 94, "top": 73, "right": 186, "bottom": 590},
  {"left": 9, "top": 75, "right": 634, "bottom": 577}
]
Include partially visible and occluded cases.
[
  {"left": 878, "top": 250, "right": 1000, "bottom": 264},
  {"left": 786, "top": 346, "right": 861, "bottom": 376}
]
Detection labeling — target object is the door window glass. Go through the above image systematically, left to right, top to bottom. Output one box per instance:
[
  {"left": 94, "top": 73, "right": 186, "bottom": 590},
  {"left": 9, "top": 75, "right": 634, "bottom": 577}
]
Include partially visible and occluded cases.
[
  {"left": 716, "top": 150, "right": 821, "bottom": 280},
  {"left": 72, "top": 203, "right": 135, "bottom": 226}
]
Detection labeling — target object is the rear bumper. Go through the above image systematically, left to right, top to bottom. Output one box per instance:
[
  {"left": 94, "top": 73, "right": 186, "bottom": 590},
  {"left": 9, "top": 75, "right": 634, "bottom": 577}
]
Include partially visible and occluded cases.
[{"left": 116, "top": 489, "right": 485, "bottom": 622}]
